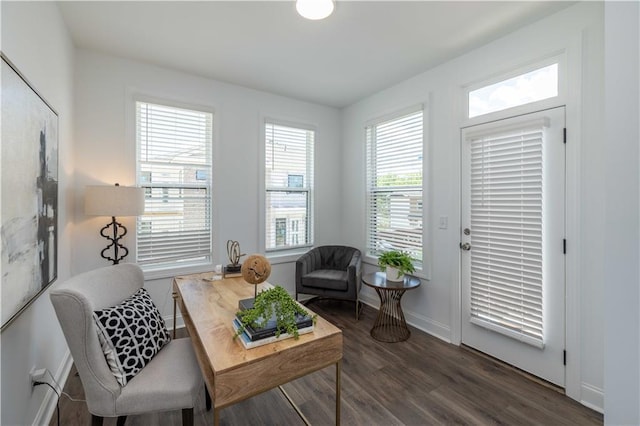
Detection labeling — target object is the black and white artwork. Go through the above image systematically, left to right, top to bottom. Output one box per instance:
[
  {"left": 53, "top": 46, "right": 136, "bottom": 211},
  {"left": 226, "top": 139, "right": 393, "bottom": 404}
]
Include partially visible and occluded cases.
[{"left": 1, "top": 55, "right": 58, "bottom": 330}]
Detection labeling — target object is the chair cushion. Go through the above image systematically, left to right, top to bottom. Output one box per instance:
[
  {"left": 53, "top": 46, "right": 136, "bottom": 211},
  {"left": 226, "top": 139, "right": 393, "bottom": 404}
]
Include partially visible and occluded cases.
[
  {"left": 301, "top": 270, "right": 349, "bottom": 291},
  {"left": 93, "top": 288, "right": 171, "bottom": 386},
  {"left": 116, "top": 338, "right": 202, "bottom": 414}
]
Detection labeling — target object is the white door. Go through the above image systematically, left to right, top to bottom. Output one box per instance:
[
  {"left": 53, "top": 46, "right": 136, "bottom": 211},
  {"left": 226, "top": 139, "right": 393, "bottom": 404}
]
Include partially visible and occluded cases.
[{"left": 461, "top": 107, "right": 566, "bottom": 387}]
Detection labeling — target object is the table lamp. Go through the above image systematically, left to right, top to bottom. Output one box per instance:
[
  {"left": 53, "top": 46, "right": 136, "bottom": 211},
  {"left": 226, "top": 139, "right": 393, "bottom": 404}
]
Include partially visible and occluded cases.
[{"left": 85, "top": 183, "right": 144, "bottom": 264}]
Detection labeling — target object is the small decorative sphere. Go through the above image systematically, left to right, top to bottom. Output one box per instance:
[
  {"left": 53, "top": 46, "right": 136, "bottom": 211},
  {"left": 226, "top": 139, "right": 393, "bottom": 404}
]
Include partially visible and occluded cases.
[{"left": 241, "top": 255, "right": 271, "bottom": 285}]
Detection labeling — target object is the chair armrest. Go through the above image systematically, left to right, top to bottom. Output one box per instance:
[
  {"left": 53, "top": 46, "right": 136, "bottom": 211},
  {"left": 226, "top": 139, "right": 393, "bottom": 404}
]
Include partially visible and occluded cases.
[
  {"left": 296, "top": 250, "right": 318, "bottom": 288},
  {"left": 346, "top": 250, "right": 362, "bottom": 285}
]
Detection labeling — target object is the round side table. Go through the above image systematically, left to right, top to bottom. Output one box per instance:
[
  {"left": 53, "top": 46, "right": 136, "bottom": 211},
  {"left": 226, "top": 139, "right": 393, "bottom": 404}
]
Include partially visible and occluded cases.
[{"left": 362, "top": 272, "right": 421, "bottom": 342}]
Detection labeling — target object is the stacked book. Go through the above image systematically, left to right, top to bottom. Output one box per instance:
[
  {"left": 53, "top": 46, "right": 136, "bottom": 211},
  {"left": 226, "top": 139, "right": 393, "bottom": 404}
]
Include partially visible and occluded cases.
[{"left": 233, "top": 298, "right": 314, "bottom": 349}]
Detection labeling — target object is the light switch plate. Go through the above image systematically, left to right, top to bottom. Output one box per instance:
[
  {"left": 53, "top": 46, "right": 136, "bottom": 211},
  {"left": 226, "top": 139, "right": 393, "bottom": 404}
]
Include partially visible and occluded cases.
[{"left": 439, "top": 216, "right": 448, "bottom": 229}]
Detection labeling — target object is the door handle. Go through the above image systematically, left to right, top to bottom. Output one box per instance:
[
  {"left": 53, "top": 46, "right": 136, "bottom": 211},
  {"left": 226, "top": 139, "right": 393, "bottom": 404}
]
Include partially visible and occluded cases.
[{"left": 460, "top": 242, "right": 471, "bottom": 251}]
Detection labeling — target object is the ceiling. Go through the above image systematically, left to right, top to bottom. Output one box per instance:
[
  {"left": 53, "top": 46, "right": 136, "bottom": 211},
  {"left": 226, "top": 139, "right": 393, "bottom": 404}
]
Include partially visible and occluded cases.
[{"left": 57, "top": 1, "right": 574, "bottom": 108}]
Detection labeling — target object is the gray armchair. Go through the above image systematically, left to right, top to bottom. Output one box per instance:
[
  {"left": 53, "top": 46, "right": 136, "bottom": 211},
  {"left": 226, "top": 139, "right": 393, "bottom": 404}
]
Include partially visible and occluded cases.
[
  {"left": 296, "top": 245, "right": 362, "bottom": 319},
  {"left": 50, "top": 264, "right": 205, "bottom": 426}
]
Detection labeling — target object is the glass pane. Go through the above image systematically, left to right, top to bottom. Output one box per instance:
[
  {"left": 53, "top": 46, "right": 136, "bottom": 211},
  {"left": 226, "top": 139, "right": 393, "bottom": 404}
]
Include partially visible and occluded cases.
[
  {"left": 469, "top": 63, "right": 558, "bottom": 118},
  {"left": 265, "top": 123, "right": 313, "bottom": 189},
  {"left": 468, "top": 126, "right": 544, "bottom": 343},
  {"left": 137, "top": 187, "right": 212, "bottom": 266},
  {"left": 368, "top": 189, "right": 423, "bottom": 261},
  {"left": 265, "top": 191, "right": 309, "bottom": 250}
]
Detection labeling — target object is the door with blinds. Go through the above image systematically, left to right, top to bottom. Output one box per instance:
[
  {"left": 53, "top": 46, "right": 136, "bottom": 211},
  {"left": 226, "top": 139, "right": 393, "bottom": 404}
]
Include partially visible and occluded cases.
[{"left": 460, "top": 107, "right": 565, "bottom": 387}]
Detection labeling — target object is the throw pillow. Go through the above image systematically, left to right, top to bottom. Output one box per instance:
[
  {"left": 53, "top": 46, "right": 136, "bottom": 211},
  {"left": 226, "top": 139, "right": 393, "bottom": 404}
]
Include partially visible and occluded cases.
[{"left": 93, "top": 288, "right": 171, "bottom": 386}]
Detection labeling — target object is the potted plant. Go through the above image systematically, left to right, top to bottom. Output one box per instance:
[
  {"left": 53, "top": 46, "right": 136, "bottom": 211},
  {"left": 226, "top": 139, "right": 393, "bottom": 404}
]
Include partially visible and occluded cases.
[
  {"left": 378, "top": 250, "right": 416, "bottom": 282},
  {"left": 234, "top": 286, "right": 316, "bottom": 340}
]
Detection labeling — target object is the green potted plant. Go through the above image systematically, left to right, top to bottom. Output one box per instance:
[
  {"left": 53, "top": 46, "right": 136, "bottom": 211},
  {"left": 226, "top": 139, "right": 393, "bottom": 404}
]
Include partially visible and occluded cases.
[
  {"left": 378, "top": 250, "right": 416, "bottom": 281},
  {"left": 234, "top": 285, "right": 316, "bottom": 340}
]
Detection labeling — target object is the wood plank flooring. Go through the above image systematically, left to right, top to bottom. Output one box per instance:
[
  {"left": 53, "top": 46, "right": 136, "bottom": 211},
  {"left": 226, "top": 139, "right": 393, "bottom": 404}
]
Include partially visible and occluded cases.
[{"left": 51, "top": 300, "right": 602, "bottom": 425}]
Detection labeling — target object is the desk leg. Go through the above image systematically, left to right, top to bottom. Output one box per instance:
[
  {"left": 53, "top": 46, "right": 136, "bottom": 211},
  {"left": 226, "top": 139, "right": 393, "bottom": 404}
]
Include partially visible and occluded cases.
[
  {"left": 172, "top": 292, "right": 177, "bottom": 339},
  {"left": 336, "top": 359, "right": 341, "bottom": 425},
  {"left": 214, "top": 407, "right": 219, "bottom": 426}
]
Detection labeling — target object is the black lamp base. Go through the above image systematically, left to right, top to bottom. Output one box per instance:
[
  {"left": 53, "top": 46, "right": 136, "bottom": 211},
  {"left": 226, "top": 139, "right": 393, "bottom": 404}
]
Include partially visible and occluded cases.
[{"left": 99, "top": 216, "right": 129, "bottom": 265}]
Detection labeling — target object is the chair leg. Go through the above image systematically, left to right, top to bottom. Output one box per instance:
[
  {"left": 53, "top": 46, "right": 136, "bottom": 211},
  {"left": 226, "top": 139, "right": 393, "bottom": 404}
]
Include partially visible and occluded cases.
[
  {"left": 356, "top": 299, "right": 363, "bottom": 320},
  {"left": 205, "top": 387, "right": 212, "bottom": 411},
  {"left": 182, "top": 408, "right": 194, "bottom": 426},
  {"left": 91, "top": 415, "right": 104, "bottom": 426},
  {"left": 116, "top": 416, "right": 127, "bottom": 426}
]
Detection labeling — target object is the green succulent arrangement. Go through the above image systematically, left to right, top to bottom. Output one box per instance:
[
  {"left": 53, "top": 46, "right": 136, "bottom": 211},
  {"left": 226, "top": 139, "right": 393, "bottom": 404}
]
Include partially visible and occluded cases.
[
  {"left": 378, "top": 250, "right": 416, "bottom": 275},
  {"left": 234, "top": 285, "right": 316, "bottom": 339}
]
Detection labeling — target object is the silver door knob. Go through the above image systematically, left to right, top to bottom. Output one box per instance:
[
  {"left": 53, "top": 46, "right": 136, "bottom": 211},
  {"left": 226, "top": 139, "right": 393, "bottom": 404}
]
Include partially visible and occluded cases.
[{"left": 460, "top": 242, "right": 471, "bottom": 251}]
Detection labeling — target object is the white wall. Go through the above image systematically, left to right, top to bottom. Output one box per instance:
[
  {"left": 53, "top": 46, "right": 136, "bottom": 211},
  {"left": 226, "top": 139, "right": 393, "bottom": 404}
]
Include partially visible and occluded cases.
[
  {"left": 0, "top": 2, "right": 75, "bottom": 425},
  {"left": 341, "top": 2, "right": 604, "bottom": 411},
  {"left": 604, "top": 2, "right": 640, "bottom": 425},
  {"left": 72, "top": 50, "right": 342, "bottom": 321}
]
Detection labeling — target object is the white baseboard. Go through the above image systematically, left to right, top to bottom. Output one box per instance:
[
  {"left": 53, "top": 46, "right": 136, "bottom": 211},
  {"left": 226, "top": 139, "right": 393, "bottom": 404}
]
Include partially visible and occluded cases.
[
  {"left": 360, "top": 294, "right": 452, "bottom": 344},
  {"left": 404, "top": 309, "right": 452, "bottom": 343},
  {"left": 165, "top": 313, "right": 184, "bottom": 332},
  {"left": 33, "top": 350, "right": 73, "bottom": 426},
  {"left": 580, "top": 382, "right": 604, "bottom": 414}
]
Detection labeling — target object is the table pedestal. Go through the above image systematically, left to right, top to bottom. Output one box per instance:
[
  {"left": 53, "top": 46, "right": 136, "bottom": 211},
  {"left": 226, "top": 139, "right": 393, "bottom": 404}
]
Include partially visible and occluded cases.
[
  {"left": 362, "top": 272, "right": 421, "bottom": 343},
  {"left": 371, "top": 288, "right": 411, "bottom": 342}
]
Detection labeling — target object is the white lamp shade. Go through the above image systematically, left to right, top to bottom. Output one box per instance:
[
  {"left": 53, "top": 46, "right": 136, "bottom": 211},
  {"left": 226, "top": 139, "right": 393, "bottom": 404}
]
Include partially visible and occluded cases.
[
  {"left": 296, "top": 0, "right": 334, "bottom": 20},
  {"left": 85, "top": 185, "right": 145, "bottom": 217}
]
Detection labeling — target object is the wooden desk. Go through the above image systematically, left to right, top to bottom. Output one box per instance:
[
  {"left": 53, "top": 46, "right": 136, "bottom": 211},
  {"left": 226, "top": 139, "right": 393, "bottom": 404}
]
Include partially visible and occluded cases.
[{"left": 173, "top": 273, "right": 343, "bottom": 425}]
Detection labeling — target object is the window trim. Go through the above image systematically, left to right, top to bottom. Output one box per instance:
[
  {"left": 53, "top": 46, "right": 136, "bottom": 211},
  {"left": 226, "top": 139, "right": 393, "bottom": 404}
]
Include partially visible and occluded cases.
[
  {"left": 462, "top": 53, "right": 566, "bottom": 126},
  {"left": 132, "top": 95, "right": 217, "bottom": 279},
  {"left": 363, "top": 103, "right": 430, "bottom": 279},
  {"left": 259, "top": 116, "right": 316, "bottom": 256}
]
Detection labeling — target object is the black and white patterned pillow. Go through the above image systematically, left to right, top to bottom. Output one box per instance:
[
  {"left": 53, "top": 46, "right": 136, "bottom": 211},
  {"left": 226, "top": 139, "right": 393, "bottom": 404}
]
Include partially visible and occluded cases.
[{"left": 93, "top": 288, "right": 171, "bottom": 386}]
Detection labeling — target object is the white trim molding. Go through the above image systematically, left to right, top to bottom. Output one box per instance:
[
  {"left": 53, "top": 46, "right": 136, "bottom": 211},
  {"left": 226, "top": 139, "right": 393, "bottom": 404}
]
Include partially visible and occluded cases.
[
  {"left": 34, "top": 350, "right": 73, "bottom": 426},
  {"left": 580, "top": 382, "right": 604, "bottom": 414}
]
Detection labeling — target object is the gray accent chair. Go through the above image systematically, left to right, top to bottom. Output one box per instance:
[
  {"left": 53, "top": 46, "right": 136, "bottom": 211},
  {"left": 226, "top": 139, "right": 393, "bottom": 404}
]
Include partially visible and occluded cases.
[
  {"left": 295, "top": 245, "right": 362, "bottom": 319},
  {"left": 50, "top": 264, "right": 205, "bottom": 426}
]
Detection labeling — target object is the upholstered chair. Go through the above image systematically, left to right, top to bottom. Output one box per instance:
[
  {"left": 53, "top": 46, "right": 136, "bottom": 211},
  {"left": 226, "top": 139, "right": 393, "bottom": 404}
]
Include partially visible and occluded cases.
[
  {"left": 295, "top": 245, "right": 362, "bottom": 319},
  {"left": 50, "top": 264, "right": 205, "bottom": 426}
]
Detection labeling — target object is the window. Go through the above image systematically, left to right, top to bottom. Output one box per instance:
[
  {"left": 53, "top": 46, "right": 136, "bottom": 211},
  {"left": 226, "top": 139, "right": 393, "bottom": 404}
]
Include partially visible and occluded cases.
[
  {"left": 468, "top": 63, "right": 558, "bottom": 118},
  {"left": 136, "top": 101, "right": 213, "bottom": 270},
  {"left": 366, "top": 108, "right": 424, "bottom": 267},
  {"left": 265, "top": 121, "right": 314, "bottom": 251}
]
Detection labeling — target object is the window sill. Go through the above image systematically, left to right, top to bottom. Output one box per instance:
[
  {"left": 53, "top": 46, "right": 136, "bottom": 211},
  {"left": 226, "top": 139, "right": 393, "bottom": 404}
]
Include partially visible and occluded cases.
[
  {"left": 266, "top": 248, "right": 309, "bottom": 265},
  {"left": 363, "top": 256, "right": 429, "bottom": 281},
  {"left": 142, "top": 262, "right": 214, "bottom": 281}
]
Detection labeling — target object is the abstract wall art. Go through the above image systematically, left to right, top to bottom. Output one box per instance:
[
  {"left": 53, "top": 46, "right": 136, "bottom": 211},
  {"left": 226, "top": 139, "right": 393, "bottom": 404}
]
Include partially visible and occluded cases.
[{"left": 1, "top": 54, "right": 58, "bottom": 331}]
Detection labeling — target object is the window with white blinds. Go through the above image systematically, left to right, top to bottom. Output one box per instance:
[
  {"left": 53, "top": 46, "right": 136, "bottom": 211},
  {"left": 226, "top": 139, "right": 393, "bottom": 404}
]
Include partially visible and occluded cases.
[
  {"left": 136, "top": 101, "right": 213, "bottom": 270},
  {"left": 365, "top": 108, "right": 423, "bottom": 265},
  {"left": 265, "top": 121, "right": 314, "bottom": 251},
  {"left": 469, "top": 123, "right": 545, "bottom": 347}
]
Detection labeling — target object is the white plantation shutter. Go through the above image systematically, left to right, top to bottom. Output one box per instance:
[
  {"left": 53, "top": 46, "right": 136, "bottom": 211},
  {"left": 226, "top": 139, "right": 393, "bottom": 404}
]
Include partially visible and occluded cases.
[
  {"left": 136, "top": 101, "right": 213, "bottom": 269},
  {"left": 366, "top": 108, "right": 423, "bottom": 264},
  {"left": 265, "top": 121, "right": 314, "bottom": 250},
  {"left": 468, "top": 121, "right": 546, "bottom": 347}
]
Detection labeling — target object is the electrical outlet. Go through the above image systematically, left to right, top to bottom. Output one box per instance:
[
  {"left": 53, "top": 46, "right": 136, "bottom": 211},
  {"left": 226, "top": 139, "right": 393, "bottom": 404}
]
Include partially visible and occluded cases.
[{"left": 30, "top": 367, "right": 47, "bottom": 387}]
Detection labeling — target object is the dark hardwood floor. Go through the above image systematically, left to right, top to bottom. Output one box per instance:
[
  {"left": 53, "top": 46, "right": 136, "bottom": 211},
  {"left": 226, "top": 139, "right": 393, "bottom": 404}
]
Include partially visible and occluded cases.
[{"left": 51, "top": 300, "right": 602, "bottom": 425}]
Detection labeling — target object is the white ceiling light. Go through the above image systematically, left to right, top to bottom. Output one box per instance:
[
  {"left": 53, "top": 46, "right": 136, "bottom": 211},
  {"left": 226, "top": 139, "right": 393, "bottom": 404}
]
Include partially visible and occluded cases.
[{"left": 296, "top": 0, "right": 334, "bottom": 20}]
